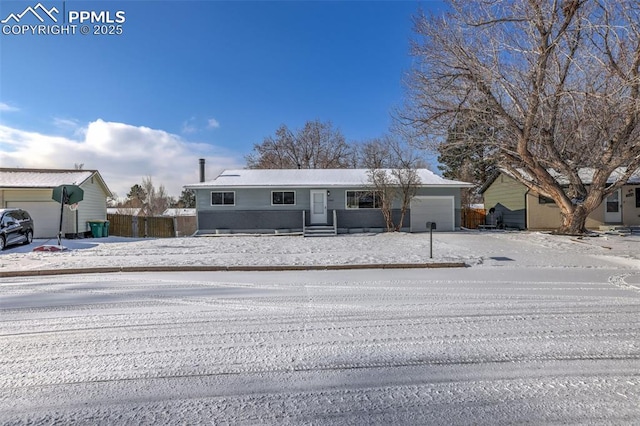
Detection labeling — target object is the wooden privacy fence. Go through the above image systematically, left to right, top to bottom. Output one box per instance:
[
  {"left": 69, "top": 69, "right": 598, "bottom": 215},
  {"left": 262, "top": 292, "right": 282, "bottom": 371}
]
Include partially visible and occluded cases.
[
  {"left": 461, "top": 207, "right": 486, "bottom": 229},
  {"left": 107, "top": 214, "right": 177, "bottom": 238}
]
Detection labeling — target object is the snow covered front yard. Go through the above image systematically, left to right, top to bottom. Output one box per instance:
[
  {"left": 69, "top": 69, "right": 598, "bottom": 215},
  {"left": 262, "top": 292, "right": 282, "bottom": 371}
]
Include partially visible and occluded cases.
[
  {"left": 1, "top": 230, "right": 640, "bottom": 271},
  {"left": 1, "top": 231, "right": 639, "bottom": 424}
]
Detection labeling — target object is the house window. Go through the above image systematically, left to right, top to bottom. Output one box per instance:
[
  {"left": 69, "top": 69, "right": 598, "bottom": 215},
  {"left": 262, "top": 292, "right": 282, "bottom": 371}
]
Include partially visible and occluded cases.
[
  {"left": 636, "top": 188, "right": 640, "bottom": 208},
  {"left": 346, "top": 190, "right": 381, "bottom": 209},
  {"left": 211, "top": 191, "right": 235, "bottom": 206},
  {"left": 272, "top": 191, "right": 295, "bottom": 205},
  {"left": 539, "top": 195, "right": 555, "bottom": 204}
]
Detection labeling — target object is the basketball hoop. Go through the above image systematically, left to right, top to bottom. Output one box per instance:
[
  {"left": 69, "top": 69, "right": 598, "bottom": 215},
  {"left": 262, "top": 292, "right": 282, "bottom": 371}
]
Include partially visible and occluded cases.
[{"left": 68, "top": 203, "right": 79, "bottom": 211}]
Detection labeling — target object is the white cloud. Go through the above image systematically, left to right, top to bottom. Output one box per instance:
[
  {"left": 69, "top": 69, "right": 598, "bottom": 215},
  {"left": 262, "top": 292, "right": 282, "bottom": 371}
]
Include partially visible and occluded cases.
[
  {"left": 0, "top": 102, "right": 19, "bottom": 112},
  {"left": 52, "top": 117, "right": 80, "bottom": 130},
  {"left": 181, "top": 117, "right": 198, "bottom": 134},
  {"left": 181, "top": 117, "right": 221, "bottom": 133},
  {"left": 207, "top": 118, "right": 220, "bottom": 129},
  {"left": 0, "top": 119, "right": 243, "bottom": 199}
]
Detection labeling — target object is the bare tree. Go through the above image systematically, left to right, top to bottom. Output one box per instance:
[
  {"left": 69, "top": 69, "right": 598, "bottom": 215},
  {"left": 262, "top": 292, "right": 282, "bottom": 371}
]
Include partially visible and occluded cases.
[
  {"left": 403, "top": 0, "right": 640, "bottom": 234},
  {"left": 246, "top": 120, "right": 356, "bottom": 169},
  {"left": 363, "top": 136, "right": 424, "bottom": 231},
  {"left": 356, "top": 138, "right": 392, "bottom": 169},
  {"left": 367, "top": 168, "right": 396, "bottom": 231},
  {"left": 140, "top": 176, "right": 171, "bottom": 216},
  {"left": 106, "top": 192, "right": 119, "bottom": 208}
]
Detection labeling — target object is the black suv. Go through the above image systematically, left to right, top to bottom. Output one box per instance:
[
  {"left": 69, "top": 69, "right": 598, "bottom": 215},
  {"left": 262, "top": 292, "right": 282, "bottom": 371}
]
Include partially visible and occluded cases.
[{"left": 0, "top": 208, "right": 34, "bottom": 250}]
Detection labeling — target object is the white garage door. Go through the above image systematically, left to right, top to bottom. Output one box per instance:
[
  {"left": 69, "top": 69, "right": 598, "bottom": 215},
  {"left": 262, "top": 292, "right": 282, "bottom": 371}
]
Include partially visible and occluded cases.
[
  {"left": 410, "top": 196, "right": 455, "bottom": 232},
  {"left": 7, "top": 201, "right": 61, "bottom": 238}
]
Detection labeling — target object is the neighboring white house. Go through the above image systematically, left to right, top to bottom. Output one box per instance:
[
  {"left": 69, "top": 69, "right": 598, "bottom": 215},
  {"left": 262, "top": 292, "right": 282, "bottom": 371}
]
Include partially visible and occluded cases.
[
  {"left": 0, "top": 168, "right": 112, "bottom": 238},
  {"left": 184, "top": 168, "right": 473, "bottom": 235}
]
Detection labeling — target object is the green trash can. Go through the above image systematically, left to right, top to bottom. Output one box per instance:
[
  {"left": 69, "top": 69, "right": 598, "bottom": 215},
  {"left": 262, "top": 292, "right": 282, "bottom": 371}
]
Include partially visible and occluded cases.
[
  {"left": 103, "top": 220, "right": 110, "bottom": 237},
  {"left": 88, "top": 221, "right": 104, "bottom": 238}
]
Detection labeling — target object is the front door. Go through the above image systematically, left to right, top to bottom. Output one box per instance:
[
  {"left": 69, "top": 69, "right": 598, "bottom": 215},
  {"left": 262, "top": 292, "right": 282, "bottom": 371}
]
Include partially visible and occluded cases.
[
  {"left": 604, "top": 189, "right": 622, "bottom": 223},
  {"left": 310, "top": 190, "right": 327, "bottom": 224}
]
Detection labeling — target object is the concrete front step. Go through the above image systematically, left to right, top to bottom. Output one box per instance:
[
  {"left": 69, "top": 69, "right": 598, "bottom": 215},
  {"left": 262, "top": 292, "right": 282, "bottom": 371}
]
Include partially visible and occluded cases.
[{"left": 304, "top": 226, "right": 336, "bottom": 237}]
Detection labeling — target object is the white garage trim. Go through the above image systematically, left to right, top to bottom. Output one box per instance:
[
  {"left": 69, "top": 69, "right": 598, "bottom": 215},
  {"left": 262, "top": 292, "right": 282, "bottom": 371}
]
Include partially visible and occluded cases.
[{"left": 410, "top": 196, "right": 455, "bottom": 232}]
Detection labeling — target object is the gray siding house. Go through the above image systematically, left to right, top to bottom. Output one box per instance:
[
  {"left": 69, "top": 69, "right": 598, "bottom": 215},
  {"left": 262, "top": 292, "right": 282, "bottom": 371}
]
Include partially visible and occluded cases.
[{"left": 184, "top": 168, "right": 472, "bottom": 235}]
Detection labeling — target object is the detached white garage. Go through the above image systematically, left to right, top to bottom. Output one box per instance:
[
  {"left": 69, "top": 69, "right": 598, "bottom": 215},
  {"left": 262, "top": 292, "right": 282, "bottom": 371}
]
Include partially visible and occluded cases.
[
  {"left": 0, "top": 169, "right": 112, "bottom": 239},
  {"left": 410, "top": 196, "right": 455, "bottom": 232}
]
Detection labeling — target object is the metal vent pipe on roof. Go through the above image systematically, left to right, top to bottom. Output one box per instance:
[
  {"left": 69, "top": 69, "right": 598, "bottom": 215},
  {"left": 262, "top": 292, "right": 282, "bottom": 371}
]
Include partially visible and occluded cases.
[{"left": 199, "top": 158, "right": 205, "bottom": 182}]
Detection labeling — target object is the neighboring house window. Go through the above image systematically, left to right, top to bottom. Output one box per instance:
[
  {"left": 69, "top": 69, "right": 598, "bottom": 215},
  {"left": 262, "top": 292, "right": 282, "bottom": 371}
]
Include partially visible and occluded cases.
[
  {"left": 636, "top": 188, "right": 640, "bottom": 208},
  {"left": 346, "top": 190, "right": 381, "bottom": 209},
  {"left": 211, "top": 191, "right": 235, "bottom": 206},
  {"left": 272, "top": 191, "right": 295, "bottom": 205},
  {"left": 539, "top": 195, "right": 555, "bottom": 204}
]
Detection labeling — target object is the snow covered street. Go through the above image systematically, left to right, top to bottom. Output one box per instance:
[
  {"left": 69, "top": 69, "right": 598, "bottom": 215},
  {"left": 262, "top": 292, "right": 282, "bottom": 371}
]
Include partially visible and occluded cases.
[{"left": 1, "top": 232, "right": 640, "bottom": 424}]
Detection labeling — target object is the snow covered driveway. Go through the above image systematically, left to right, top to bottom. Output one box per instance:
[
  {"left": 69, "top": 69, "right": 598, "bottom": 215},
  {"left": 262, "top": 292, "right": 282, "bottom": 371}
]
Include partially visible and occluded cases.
[{"left": 1, "top": 232, "right": 640, "bottom": 424}]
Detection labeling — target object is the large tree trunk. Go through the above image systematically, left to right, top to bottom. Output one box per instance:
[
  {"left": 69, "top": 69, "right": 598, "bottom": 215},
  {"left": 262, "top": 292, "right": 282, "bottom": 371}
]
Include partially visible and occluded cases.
[{"left": 554, "top": 204, "right": 590, "bottom": 235}]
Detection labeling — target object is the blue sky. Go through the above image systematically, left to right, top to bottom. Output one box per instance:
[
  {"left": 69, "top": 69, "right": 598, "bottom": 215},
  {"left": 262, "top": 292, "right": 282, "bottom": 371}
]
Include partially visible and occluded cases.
[{"left": 0, "top": 0, "right": 440, "bottom": 198}]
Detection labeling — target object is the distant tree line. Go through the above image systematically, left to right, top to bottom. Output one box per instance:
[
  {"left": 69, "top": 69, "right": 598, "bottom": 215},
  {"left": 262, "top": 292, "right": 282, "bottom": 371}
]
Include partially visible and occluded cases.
[
  {"left": 245, "top": 119, "right": 427, "bottom": 171},
  {"left": 110, "top": 177, "right": 195, "bottom": 215}
]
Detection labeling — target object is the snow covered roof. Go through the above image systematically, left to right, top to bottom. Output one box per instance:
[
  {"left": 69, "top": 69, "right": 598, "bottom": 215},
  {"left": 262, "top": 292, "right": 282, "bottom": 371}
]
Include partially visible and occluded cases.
[
  {"left": 481, "top": 166, "right": 640, "bottom": 194},
  {"left": 486, "top": 167, "right": 640, "bottom": 189},
  {"left": 567, "top": 167, "right": 640, "bottom": 185},
  {"left": 0, "top": 168, "right": 104, "bottom": 189},
  {"left": 185, "top": 169, "right": 473, "bottom": 189},
  {"left": 106, "top": 207, "right": 143, "bottom": 216},
  {"left": 107, "top": 208, "right": 195, "bottom": 217},
  {"left": 162, "top": 208, "right": 196, "bottom": 216}
]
